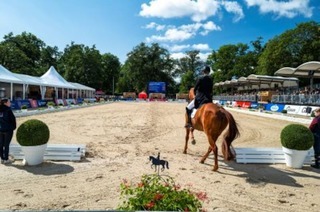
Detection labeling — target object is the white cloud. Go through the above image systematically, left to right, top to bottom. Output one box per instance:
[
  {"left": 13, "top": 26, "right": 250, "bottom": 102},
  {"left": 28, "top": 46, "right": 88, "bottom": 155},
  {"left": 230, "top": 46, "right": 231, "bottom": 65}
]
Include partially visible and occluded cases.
[
  {"left": 140, "top": 0, "right": 243, "bottom": 22},
  {"left": 245, "top": 0, "right": 313, "bottom": 18},
  {"left": 222, "top": 1, "right": 245, "bottom": 22},
  {"left": 145, "top": 21, "right": 220, "bottom": 43},
  {"left": 200, "top": 21, "right": 221, "bottom": 35},
  {"left": 144, "top": 22, "right": 166, "bottom": 31},
  {"left": 146, "top": 27, "right": 195, "bottom": 42},
  {"left": 192, "top": 43, "right": 210, "bottom": 51},
  {"left": 169, "top": 44, "right": 191, "bottom": 52},
  {"left": 170, "top": 51, "right": 211, "bottom": 61},
  {"left": 170, "top": 52, "right": 187, "bottom": 60},
  {"left": 198, "top": 52, "right": 211, "bottom": 61}
]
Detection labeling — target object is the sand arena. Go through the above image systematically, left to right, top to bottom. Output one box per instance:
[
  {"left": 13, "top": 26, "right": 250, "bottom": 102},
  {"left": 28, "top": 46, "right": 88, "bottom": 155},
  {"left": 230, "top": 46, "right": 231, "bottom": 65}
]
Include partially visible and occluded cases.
[{"left": 0, "top": 101, "right": 319, "bottom": 211}]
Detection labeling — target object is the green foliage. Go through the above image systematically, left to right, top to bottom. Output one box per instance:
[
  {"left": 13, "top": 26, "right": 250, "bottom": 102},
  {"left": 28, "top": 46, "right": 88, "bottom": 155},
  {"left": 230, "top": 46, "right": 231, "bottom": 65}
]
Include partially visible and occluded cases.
[
  {"left": 257, "top": 21, "right": 320, "bottom": 76},
  {"left": 0, "top": 32, "right": 50, "bottom": 75},
  {"left": 207, "top": 40, "right": 262, "bottom": 81},
  {"left": 118, "top": 43, "right": 175, "bottom": 93},
  {"left": 179, "top": 70, "right": 196, "bottom": 93},
  {"left": 47, "top": 101, "right": 55, "bottom": 107},
  {"left": 21, "top": 105, "right": 28, "bottom": 109},
  {"left": 281, "top": 109, "right": 287, "bottom": 114},
  {"left": 311, "top": 110, "right": 316, "bottom": 117},
  {"left": 16, "top": 119, "right": 50, "bottom": 146},
  {"left": 280, "top": 124, "right": 314, "bottom": 150},
  {"left": 117, "top": 174, "right": 206, "bottom": 211}
]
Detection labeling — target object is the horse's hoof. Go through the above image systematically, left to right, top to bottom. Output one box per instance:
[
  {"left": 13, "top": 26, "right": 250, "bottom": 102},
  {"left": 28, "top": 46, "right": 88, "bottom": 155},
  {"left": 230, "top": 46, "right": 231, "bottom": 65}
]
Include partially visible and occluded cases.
[
  {"left": 191, "top": 139, "right": 196, "bottom": 145},
  {"left": 183, "top": 151, "right": 187, "bottom": 154},
  {"left": 200, "top": 160, "right": 204, "bottom": 164},
  {"left": 212, "top": 167, "right": 218, "bottom": 171}
]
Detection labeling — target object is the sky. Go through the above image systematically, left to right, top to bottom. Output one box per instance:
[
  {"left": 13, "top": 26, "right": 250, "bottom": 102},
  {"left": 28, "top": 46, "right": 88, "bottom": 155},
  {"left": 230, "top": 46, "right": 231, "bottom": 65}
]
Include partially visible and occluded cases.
[{"left": 0, "top": 0, "right": 319, "bottom": 64}]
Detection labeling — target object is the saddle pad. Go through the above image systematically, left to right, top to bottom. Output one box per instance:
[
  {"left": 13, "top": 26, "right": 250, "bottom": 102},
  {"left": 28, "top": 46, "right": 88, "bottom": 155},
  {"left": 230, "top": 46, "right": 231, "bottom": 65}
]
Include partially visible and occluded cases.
[{"left": 191, "top": 109, "right": 197, "bottom": 118}]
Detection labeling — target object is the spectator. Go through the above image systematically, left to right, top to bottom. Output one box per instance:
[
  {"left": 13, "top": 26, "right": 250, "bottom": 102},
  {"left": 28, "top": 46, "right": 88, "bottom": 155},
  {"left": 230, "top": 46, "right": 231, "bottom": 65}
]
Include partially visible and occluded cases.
[
  {"left": 0, "top": 98, "right": 16, "bottom": 164},
  {"left": 309, "top": 108, "right": 320, "bottom": 169}
]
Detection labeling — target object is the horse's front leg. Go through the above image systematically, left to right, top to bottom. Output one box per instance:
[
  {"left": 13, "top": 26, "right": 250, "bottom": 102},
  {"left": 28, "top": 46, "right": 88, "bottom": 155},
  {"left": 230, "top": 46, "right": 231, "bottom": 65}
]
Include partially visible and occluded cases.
[
  {"left": 183, "top": 128, "right": 190, "bottom": 154},
  {"left": 190, "top": 128, "right": 196, "bottom": 145},
  {"left": 200, "top": 145, "right": 218, "bottom": 171},
  {"left": 200, "top": 146, "right": 212, "bottom": 164}
]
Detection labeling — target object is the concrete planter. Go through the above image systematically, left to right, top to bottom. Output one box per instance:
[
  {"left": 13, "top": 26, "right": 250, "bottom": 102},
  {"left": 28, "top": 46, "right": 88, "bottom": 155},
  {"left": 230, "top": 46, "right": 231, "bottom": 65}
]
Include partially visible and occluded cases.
[
  {"left": 21, "top": 143, "right": 47, "bottom": 166},
  {"left": 282, "top": 146, "right": 308, "bottom": 168}
]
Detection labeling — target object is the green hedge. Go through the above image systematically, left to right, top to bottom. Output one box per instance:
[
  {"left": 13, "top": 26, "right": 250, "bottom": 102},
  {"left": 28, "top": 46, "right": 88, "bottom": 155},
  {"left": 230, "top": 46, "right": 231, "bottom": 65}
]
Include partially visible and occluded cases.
[
  {"left": 16, "top": 119, "right": 50, "bottom": 146},
  {"left": 280, "top": 124, "right": 314, "bottom": 150}
]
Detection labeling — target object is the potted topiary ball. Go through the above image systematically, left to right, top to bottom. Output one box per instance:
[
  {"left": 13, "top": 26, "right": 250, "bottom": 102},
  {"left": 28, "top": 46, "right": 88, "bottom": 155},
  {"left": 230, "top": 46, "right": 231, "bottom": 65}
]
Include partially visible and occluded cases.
[
  {"left": 16, "top": 119, "right": 50, "bottom": 165},
  {"left": 280, "top": 124, "right": 314, "bottom": 168}
]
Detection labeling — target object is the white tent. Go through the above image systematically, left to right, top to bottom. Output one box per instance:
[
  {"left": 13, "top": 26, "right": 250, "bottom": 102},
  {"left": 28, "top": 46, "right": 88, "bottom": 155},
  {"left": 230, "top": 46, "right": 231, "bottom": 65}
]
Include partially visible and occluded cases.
[
  {"left": 0, "top": 65, "right": 24, "bottom": 99},
  {"left": 0, "top": 65, "right": 95, "bottom": 100},
  {"left": 0, "top": 65, "right": 24, "bottom": 83},
  {"left": 40, "top": 66, "right": 76, "bottom": 89},
  {"left": 40, "top": 66, "right": 77, "bottom": 99},
  {"left": 70, "top": 82, "right": 95, "bottom": 98}
]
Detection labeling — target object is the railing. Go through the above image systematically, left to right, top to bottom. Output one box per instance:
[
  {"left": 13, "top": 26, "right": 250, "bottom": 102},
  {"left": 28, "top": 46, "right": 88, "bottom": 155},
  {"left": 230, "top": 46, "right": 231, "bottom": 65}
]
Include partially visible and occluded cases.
[
  {"left": 213, "top": 94, "right": 320, "bottom": 106},
  {"left": 213, "top": 95, "right": 257, "bottom": 102}
]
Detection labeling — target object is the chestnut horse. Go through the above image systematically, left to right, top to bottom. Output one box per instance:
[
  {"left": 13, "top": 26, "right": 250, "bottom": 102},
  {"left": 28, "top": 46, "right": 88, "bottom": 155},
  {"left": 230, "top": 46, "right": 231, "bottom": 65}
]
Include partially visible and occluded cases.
[{"left": 184, "top": 88, "right": 240, "bottom": 171}]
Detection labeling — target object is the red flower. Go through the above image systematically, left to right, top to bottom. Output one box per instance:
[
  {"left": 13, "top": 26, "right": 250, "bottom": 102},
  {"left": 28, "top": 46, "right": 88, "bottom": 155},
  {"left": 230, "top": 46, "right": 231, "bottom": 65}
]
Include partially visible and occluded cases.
[
  {"left": 154, "top": 193, "right": 164, "bottom": 201},
  {"left": 145, "top": 201, "right": 155, "bottom": 210}
]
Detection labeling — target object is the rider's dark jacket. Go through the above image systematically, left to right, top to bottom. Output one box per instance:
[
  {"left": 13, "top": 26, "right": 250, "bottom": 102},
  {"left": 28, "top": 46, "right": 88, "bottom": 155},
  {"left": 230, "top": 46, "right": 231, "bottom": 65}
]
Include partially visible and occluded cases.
[{"left": 193, "top": 74, "right": 213, "bottom": 109}]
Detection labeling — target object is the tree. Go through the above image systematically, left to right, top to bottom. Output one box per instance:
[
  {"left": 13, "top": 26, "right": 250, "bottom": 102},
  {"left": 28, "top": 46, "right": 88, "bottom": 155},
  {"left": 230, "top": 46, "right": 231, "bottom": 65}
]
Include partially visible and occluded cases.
[
  {"left": 257, "top": 21, "right": 320, "bottom": 75},
  {"left": 0, "top": 32, "right": 49, "bottom": 75},
  {"left": 207, "top": 38, "right": 264, "bottom": 84},
  {"left": 59, "top": 42, "right": 103, "bottom": 89},
  {"left": 119, "top": 43, "right": 176, "bottom": 94},
  {"left": 39, "top": 46, "right": 61, "bottom": 74},
  {"left": 175, "top": 50, "right": 206, "bottom": 92},
  {"left": 101, "top": 53, "right": 121, "bottom": 94},
  {"left": 179, "top": 71, "right": 195, "bottom": 93}
]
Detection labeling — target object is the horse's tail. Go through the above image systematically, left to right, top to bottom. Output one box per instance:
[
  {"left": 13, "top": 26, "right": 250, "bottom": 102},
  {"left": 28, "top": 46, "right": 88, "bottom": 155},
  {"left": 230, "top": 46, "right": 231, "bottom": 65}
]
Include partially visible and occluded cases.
[
  {"left": 221, "top": 108, "right": 240, "bottom": 161},
  {"left": 166, "top": 161, "right": 169, "bottom": 169}
]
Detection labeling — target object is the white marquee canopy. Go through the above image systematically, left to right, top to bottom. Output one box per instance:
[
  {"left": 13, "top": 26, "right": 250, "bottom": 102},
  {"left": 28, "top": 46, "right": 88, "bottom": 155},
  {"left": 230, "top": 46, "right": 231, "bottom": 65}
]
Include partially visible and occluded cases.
[{"left": 0, "top": 65, "right": 95, "bottom": 100}]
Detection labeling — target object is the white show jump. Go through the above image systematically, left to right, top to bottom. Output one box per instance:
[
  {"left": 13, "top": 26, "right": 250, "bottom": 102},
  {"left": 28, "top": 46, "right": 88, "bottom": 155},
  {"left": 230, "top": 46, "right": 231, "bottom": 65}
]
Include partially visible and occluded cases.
[
  {"left": 10, "top": 143, "right": 86, "bottom": 161},
  {"left": 235, "top": 147, "right": 314, "bottom": 164}
]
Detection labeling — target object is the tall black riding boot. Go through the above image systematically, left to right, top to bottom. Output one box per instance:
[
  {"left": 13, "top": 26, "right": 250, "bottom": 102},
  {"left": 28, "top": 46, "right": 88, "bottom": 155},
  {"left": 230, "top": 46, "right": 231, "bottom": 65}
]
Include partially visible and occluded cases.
[
  {"left": 184, "top": 108, "right": 192, "bottom": 128},
  {"left": 311, "top": 154, "right": 320, "bottom": 169}
]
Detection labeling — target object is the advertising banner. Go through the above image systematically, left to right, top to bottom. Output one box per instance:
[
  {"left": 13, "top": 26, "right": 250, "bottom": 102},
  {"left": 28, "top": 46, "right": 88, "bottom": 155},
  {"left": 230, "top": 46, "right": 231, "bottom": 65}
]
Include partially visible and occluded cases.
[
  {"left": 148, "top": 82, "right": 166, "bottom": 93},
  {"left": 265, "top": 103, "right": 285, "bottom": 112},
  {"left": 284, "top": 105, "right": 301, "bottom": 114}
]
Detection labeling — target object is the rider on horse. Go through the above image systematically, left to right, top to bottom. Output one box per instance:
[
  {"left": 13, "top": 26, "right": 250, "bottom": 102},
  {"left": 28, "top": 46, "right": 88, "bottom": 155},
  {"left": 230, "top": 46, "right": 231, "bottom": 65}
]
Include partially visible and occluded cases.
[{"left": 185, "top": 66, "right": 213, "bottom": 128}]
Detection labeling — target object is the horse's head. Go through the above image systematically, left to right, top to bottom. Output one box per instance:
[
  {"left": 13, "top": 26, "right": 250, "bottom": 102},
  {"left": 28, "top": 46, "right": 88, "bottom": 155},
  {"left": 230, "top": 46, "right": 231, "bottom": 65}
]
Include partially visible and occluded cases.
[{"left": 189, "top": 87, "right": 195, "bottom": 101}]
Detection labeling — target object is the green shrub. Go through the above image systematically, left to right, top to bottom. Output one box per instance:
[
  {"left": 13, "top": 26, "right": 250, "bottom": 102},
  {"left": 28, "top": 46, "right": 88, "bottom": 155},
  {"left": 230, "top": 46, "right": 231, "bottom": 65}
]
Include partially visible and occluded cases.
[
  {"left": 47, "top": 101, "right": 55, "bottom": 107},
  {"left": 21, "top": 105, "right": 28, "bottom": 109},
  {"left": 281, "top": 109, "right": 287, "bottom": 114},
  {"left": 311, "top": 110, "right": 316, "bottom": 117},
  {"left": 16, "top": 119, "right": 50, "bottom": 146},
  {"left": 280, "top": 124, "right": 314, "bottom": 150},
  {"left": 117, "top": 174, "right": 206, "bottom": 211}
]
